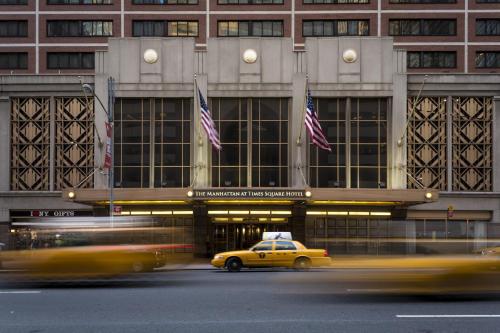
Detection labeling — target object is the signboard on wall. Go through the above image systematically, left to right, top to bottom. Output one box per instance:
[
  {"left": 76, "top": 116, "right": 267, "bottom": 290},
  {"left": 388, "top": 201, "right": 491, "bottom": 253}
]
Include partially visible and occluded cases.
[
  {"left": 192, "top": 189, "right": 306, "bottom": 200},
  {"left": 11, "top": 210, "right": 94, "bottom": 218}
]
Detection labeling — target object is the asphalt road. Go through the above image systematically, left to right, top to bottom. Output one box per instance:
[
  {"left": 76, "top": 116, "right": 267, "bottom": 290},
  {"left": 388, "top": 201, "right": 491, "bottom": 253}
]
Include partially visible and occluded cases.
[{"left": 1, "top": 268, "right": 500, "bottom": 333}]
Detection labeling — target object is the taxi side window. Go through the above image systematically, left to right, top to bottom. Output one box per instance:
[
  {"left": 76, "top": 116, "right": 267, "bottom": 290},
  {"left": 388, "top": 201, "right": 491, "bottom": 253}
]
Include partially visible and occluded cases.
[
  {"left": 253, "top": 241, "right": 273, "bottom": 251},
  {"left": 275, "top": 241, "right": 297, "bottom": 251}
]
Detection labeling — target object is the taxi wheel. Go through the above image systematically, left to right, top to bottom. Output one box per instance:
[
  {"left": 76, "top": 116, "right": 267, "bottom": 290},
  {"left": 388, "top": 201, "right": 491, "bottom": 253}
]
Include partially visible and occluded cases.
[
  {"left": 226, "top": 257, "right": 242, "bottom": 272},
  {"left": 294, "top": 257, "right": 311, "bottom": 271}
]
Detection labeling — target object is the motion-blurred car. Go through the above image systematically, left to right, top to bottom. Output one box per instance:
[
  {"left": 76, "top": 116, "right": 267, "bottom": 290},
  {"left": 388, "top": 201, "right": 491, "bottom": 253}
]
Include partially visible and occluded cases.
[
  {"left": 211, "top": 240, "right": 331, "bottom": 272},
  {"left": 0, "top": 243, "right": 191, "bottom": 280},
  {"left": 326, "top": 255, "right": 500, "bottom": 295}
]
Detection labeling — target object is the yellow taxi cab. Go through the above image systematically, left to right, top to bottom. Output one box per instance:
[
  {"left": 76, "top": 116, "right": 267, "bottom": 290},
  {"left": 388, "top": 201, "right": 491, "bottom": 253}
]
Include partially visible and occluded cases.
[
  {"left": 211, "top": 240, "right": 331, "bottom": 272},
  {"left": 0, "top": 244, "right": 191, "bottom": 280}
]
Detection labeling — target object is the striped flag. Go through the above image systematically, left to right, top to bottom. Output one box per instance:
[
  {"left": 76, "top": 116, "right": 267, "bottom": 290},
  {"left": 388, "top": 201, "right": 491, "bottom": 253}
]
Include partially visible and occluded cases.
[
  {"left": 198, "top": 88, "right": 221, "bottom": 150},
  {"left": 305, "top": 88, "right": 331, "bottom": 152}
]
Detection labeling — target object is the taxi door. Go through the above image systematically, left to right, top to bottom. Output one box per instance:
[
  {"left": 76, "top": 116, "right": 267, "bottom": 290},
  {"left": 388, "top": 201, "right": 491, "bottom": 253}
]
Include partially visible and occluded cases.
[
  {"left": 246, "top": 241, "right": 274, "bottom": 267},
  {"left": 271, "top": 241, "right": 298, "bottom": 267}
]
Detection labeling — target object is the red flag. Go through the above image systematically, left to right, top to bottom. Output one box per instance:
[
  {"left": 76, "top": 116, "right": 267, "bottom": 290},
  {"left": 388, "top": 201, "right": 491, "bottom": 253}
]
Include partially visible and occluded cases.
[{"left": 103, "top": 122, "right": 112, "bottom": 169}]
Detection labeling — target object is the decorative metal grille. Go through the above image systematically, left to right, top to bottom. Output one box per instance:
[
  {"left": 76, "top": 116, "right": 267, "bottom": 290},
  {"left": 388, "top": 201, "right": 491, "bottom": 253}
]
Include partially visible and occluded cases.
[
  {"left": 55, "top": 97, "right": 94, "bottom": 190},
  {"left": 407, "top": 97, "right": 447, "bottom": 190},
  {"left": 452, "top": 97, "right": 492, "bottom": 191},
  {"left": 11, "top": 98, "right": 50, "bottom": 191}
]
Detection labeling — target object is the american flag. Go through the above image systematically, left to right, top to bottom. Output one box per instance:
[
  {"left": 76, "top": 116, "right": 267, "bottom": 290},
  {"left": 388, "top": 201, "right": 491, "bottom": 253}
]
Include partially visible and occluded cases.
[
  {"left": 198, "top": 88, "right": 221, "bottom": 150},
  {"left": 305, "top": 88, "right": 331, "bottom": 152}
]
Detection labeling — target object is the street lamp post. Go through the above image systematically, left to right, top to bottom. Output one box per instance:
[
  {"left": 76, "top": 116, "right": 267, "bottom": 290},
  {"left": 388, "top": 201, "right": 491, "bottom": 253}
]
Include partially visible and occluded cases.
[{"left": 82, "top": 78, "right": 115, "bottom": 225}]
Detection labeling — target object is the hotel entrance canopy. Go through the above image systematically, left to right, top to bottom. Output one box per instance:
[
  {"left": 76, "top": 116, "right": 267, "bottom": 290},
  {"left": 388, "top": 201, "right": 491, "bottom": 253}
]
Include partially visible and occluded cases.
[{"left": 62, "top": 188, "right": 438, "bottom": 207}]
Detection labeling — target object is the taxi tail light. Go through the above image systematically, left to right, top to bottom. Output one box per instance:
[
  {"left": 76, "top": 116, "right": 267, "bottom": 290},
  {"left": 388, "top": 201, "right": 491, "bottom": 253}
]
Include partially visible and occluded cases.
[{"left": 323, "top": 249, "right": 329, "bottom": 257}]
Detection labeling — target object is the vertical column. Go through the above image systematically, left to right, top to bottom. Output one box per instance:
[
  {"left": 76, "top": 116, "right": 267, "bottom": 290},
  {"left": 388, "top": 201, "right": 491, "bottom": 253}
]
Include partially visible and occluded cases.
[
  {"left": 36, "top": 0, "right": 39, "bottom": 74},
  {"left": 390, "top": 49, "right": 407, "bottom": 189},
  {"left": 291, "top": 73, "right": 307, "bottom": 188},
  {"left": 193, "top": 74, "right": 210, "bottom": 188},
  {"left": 94, "top": 75, "right": 110, "bottom": 189},
  {"left": 49, "top": 96, "right": 55, "bottom": 191},
  {"left": 446, "top": 96, "right": 453, "bottom": 192},
  {"left": 0, "top": 97, "right": 10, "bottom": 191},
  {"left": 0, "top": 97, "right": 11, "bottom": 247},
  {"left": 493, "top": 97, "right": 500, "bottom": 191},
  {"left": 346, "top": 98, "right": 352, "bottom": 188},
  {"left": 193, "top": 203, "right": 209, "bottom": 258},
  {"left": 290, "top": 203, "right": 306, "bottom": 244},
  {"left": 405, "top": 221, "right": 416, "bottom": 254},
  {"left": 473, "top": 222, "right": 487, "bottom": 252}
]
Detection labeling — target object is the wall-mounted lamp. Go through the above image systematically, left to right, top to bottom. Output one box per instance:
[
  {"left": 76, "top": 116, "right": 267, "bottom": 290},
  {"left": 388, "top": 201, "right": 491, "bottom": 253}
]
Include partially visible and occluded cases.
[
  {"left": 143, "top": 49, "right": 159, "bottom": 64},
  {"left": 242, "top": 49, "right": 258, "bottom": 64},
  {"left": 68, "top": 191, "right": 75, "bottom": 199},
  {"left": 425, "top": 192, "right": 433, "bottom": 200}
]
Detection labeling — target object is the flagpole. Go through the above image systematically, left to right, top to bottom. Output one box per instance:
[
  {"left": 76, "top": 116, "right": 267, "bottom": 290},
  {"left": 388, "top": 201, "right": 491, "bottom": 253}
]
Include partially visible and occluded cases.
[
  {"left": 193, "top": 74, "right": 203, "bottom": 145},
  {"left": 296, "top": 74, "right": 309, "bottom": 146}
]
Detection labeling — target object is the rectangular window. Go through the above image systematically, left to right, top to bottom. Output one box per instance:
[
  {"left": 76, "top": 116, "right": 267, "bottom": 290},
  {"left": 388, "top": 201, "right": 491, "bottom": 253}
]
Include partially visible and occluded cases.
[
  {"left": 0, "top": 0, "right": 28, "bottom": 4},
  {"left": 47, "top": 0, "right": 112, "bottom": 4},
  {"left": 132, "top": 0, "right": 198, "bottom": 4},
  {"left": 219, "top": 0, "right": 283, "bottom": 3},
  {"left": 303, "top": 0, "right": 369, "bottom": 3},
  {"left": 476, "top": 0, "right": 500, "bottom": 3},
  {"left": 389, "top": 19, "right": 456, "bottom": 36},
  {"left": 476, "top": 19, "right": 500, "bottom": 36},
  {"left": 47, "top": 20, "right": 113, "bottom": 37},
  {"left": 303, "top": 20, "right": 369, "bottom": 37},
  {"left": 0, "top": 21, "right": 28, "bottom": 37},
  {"left": 132, "top": 21, "right": 198, "bottom": 37},
  {"left": 218, "top": 21, "right": 283, "bottom": 37},
  {"left": 407, "top": 51, "right": 456, "bottom": 68},
  {"left": 476, "top": 51, "right": 500, "bottom": 68},
  {"left": 0, "top": 52, "right": 27, "bottom": 69},
  {"left": 47, "top": 52, "right": 95, "bottom": 69},
  {"left": 114, "top": 98, "right": 191, "bottom": 188},
  {"left": 211, "top": 98, "right": 288, "bottom": 187},
  {"left": 153, "top": 99, "right": 191, "bottom": 188},
  {"left": 309, "top": 99, "right": 347, "bottom": 188},
  {"left": 350, "top": 99, "right": 387, "bottom": 189}
]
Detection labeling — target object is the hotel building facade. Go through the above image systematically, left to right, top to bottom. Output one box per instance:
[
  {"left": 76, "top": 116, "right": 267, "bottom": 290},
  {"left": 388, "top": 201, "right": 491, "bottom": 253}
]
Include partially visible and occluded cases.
[{"left": 0, "top": 0, "right": 499, "bottom": 256}]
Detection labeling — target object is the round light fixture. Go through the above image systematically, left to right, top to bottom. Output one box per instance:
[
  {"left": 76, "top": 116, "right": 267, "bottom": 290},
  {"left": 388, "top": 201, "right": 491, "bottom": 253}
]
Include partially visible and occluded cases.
[
  {"left": 143, "top": 49, "right": 159, "bottom": 64},
  {"left": 242, "top": 49, "right": 258, "bottom": 64},
  {"left": 342, "top": 49, "right": 358, "bottom": 63},
  {"left": 187, "top": 190, "right": 194, "bottom": 198},
  {"left": 305, "top": 190, "right": 312, "bottom": 198},
  {"left": 68, "top": 191, "right": 75, "bottom": 199},
  {"left": 425, "top": 192, "right": 433, "bottom": 199}
]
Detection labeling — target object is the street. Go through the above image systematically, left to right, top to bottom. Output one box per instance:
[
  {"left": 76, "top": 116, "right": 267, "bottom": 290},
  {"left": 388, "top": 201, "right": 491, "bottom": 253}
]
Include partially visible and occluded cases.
[{"left": 1, "top": 268, "right": 500, "bottom": 333}]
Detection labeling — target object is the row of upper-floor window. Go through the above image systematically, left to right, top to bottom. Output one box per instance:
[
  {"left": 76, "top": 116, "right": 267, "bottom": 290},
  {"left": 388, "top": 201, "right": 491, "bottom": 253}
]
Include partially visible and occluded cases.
[
  {"left": 1, "top": 0, "right": 500, "bottom": 5},
  {"left": 2, "top": 19, "right": 500, "bottom": 38},
  {"left": 2, "top": 51, "right": 500, "bottom": 70}
]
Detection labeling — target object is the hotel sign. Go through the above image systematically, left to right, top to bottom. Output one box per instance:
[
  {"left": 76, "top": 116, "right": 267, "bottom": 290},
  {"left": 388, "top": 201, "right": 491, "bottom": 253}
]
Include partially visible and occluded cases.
[{"left": 192, "top": 189, "right": 306, "bottom": 200}]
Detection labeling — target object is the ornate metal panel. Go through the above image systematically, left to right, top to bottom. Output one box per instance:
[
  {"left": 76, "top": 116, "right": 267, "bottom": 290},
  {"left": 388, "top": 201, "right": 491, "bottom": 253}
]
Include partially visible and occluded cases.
[
  {"left": 55, "top": 97, "right": 94, "bottom": 190},
  {"left": 407, "top": 97, "right": 447, "bottom": 190},
  {"left": 452, "top": 97, "right": 492, "bottom": 191},
  {"left": 11, "top": 98, "right": 50, "bottom": 191}
]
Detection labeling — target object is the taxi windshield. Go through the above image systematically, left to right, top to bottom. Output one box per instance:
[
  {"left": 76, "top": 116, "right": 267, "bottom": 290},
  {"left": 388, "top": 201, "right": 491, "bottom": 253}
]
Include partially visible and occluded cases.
[{"left": 250, "top": 241, "right": 273, "bottom": 251}]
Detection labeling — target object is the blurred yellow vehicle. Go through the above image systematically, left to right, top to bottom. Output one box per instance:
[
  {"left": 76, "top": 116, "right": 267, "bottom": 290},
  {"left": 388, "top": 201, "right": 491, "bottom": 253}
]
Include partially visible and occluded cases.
[
  {"left": 211, "top": 240, "right": 331, "bottom": 272},
  {"left": 0, "top": 244, "right": 191, "bottom": 280},
  {"left": 327, "top": 255, "right": 500, "bottom": 295}
]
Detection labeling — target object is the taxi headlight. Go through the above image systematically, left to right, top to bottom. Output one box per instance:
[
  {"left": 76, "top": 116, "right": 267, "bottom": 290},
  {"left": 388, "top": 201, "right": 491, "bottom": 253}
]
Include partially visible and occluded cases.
[{"left": 214, "top": 255, "right": 225, "bottom": 260}]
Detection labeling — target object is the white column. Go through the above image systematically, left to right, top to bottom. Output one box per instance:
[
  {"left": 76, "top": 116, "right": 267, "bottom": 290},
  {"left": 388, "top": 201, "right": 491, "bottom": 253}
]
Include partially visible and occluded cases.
[{"left": 192, "top": 74, "right": 210, "bottom": 188}]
